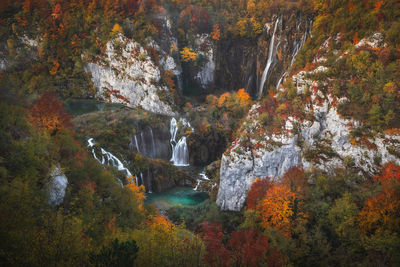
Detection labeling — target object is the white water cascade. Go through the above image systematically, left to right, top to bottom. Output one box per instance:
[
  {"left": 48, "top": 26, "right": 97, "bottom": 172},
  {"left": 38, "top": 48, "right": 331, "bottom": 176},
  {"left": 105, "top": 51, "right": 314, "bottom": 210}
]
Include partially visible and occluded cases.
[
  {"left": 258, "top": 18, "right": 279, "bottom": 99},
  {"left": 276, "top": 20, "right": 309, "bottom": 90},
  {"left": 170, "top": 118, "right": 190, "bottom": 166},
  {"left": 88, "top": 138, "right": 132, "bottom": 185},
  {"left": 194, "top": 169, "right": 210, "bottom": 191}
]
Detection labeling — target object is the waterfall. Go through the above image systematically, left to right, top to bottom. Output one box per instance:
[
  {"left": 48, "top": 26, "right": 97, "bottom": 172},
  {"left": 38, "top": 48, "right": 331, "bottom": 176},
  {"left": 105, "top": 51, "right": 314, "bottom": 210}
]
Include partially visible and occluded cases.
[
  {"left": 258, "top": 18, "right": 279, "bottom": 99},
  {"left": 275, "top": 20, "right": 309, "bottom": 90},
  {"left": 276, "top": 71, "right": 287, "bottom": 90},
  {"left": 170, "top": 117, "right": 189, "bottom": 166},
  {"left": 170, "top": 118, "right": 178, "bottom": 142},
  {"left": 149, "top": 127, "right": 156, "bottom": 158},
  {"left": 140, "top": 132, "right": 147, "bottom": 156},
  {"left": 134, "top": 135, "right": 140, "bottom": 154},
  {"left": 87, "top": 138, "right": 132, "bottom": 185},
  {"left": 101, "top": 148, "right": 132, "bottom": 177},
  {"left": 147, "top": 169, "right": 152, "bottom": 193},
  {"left": 194, "top": 169, "right": 210, "bottom": 191},
  {"left": 194, "top": 180, "right": 202, "bottom": 191}
]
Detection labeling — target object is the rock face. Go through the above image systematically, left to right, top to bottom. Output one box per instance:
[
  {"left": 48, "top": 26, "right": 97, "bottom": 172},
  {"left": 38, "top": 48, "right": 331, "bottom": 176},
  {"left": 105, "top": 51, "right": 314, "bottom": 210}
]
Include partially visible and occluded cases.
[
  {"left": 84, "top": 34, "right": 177, "bottom": 116},
  {"left": 217, "top": 34, "right": 400, "bottom": 211},
  {"left": 48, "top": 166, "right": 68, "bottom": 206}
]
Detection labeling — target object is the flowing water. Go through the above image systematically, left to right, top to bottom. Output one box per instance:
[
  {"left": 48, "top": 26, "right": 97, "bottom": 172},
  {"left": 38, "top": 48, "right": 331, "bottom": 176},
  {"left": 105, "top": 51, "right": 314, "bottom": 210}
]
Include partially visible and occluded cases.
[
  {"left": 258, "top": 18, "right": 279, "bottom": 99},
  {"left": 170, "top": 118, "right": 190, "bottom": 166}
]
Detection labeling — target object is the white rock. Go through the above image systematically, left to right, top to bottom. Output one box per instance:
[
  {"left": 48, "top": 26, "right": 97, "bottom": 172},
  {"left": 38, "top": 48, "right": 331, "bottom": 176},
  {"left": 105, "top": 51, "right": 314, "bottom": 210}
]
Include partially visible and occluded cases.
[
  {"left": 84, "top": 34, "right": 176, "bottom": 116},
  {"left": 49, "top": 166, "right": 68, "bottom": 206}
]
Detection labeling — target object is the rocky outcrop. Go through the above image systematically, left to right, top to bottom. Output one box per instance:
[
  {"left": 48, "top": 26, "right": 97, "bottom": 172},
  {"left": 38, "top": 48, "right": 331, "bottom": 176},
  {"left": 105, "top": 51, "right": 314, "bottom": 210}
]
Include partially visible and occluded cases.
[
  {"left": 84, "top": 34, "right": 177, "bottom": 116},
  {"left": 217, "top": 34, "right": 400, "bottom": 211},
  {"left": 48, "top": 165, "right": 68, "bottom": 206}
]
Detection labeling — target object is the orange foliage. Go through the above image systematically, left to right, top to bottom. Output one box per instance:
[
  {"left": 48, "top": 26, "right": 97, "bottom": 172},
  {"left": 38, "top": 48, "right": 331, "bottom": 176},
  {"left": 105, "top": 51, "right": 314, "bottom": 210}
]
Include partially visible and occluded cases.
[
  {"left": 374, "top": 1, "right": 384, "bottom": 11},
  {"left": 211, "top": 24, "right": 221, "bottom": 41},
  {"left": 353, "top": 32, "right": 360, "bottom": 45},
  {"left": 49, "top": 60, "right": 60, "bottom": 75},
  {"left": 237, "top": 88, "right": 251, "bottom": 106},
  {"left": 29, "top": 91, "right": 72, "bottom": 133},
  {"left": 217, "top": 92, "right": 231, "bottom": 108},
  {"left": 384, "top": 128, "right": 400, "bottom": 135},
  {"left": 359, "top": 163, "right": 400, "bottom": 233},
  {"left": 126, "top": 175, "right": 146, "bottom": 210},
  {"left": 258, "top": 183, "right": 296, "bottom": 237},
  {"left": 359, "top": 188, "right": 400, "bottom": 233},
  {"left": 148, "top": 216, "right": 173, "bottom": 234}
]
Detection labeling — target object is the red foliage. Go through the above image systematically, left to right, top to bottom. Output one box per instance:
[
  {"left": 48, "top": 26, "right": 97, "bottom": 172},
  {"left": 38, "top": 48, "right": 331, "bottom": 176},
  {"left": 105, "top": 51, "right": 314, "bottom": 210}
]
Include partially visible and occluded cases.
[
  {"left": 105, "top": 89, "right": 130, "bottom": 104},
  {"left": 29, "top": 91, "right": 72, "bottom": 134},
  {"left": 376, "top": 162, "right": 400, "bottom": 184},
  {"left": 281, "top": 166, "right": 307, "bottom": 196},
  {"left": 246, "top": 177, "right": 272, "bottom": 210},
  {"left": 200, "top": 222, "right": 232, "bottom": 267},
  {"left": 228, "top": 228, "right": 269, "bottom": 267}
]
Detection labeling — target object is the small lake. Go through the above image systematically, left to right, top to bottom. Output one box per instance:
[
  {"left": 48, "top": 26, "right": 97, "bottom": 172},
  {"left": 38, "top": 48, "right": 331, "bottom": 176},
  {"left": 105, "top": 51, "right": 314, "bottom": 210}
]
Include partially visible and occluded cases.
[
  {"left": 65, "top": 99, "right": 124, "bottom": 116},
  {"left": 145, "top": 187, "right": 209, "bottom": 210}
]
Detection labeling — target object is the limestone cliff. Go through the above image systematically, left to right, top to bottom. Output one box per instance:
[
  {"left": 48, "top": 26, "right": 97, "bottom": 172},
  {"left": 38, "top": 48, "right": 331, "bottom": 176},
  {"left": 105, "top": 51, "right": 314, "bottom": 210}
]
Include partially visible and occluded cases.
[{"left": 217, "top": 33, "right": 400, "bottom": 211}]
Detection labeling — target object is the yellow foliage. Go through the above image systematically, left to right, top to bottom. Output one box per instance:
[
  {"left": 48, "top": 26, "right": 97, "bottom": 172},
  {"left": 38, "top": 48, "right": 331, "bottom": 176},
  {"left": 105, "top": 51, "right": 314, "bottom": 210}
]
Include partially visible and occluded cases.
[
  {"left": 111, "top": 23, "right": 123, "bottom": 34},
  {"left": 180, "top": 47, "right": 198, "bottom": 62},
  {"left": 125, "top": 175, "right": 146, "bottom": 210}
]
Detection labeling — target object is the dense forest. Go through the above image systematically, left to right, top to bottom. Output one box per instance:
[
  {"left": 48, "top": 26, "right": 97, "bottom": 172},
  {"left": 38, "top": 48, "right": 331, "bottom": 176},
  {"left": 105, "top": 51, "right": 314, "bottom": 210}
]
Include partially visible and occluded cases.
[{"left": 1, "top": 0, "right": 400, "bottom": 266}]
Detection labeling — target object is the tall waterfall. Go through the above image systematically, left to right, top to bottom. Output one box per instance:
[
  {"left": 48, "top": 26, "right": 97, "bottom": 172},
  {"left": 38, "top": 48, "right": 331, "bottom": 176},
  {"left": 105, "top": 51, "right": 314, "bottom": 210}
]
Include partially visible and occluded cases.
[
  {"left": 258, "top": 18, "right": 279, "bottom": 99},
  {"left": 276, "top": 20, "right": 309, "bottom": 90},
  {"left": 170, "top": 118, "right": 189, "bottom": 166},
  {"left": 130, "top": 126, "right": 159, "bottom": 158}
]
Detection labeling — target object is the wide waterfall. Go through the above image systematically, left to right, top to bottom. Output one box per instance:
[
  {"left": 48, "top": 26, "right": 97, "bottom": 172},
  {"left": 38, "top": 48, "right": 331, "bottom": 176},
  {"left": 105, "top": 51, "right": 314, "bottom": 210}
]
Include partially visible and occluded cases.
[
  {"left": 258, "top": 18, "right": 280, "bottom": 99},
  {"left": 170, "top": 118, "right": 190, "bottom": 166},
  {"left": 130, "top": 125, "right": 170, "bottom": 159}
]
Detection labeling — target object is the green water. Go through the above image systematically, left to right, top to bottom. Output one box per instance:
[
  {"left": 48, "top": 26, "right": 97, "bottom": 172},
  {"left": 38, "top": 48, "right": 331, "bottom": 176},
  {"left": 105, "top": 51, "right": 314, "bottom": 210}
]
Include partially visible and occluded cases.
[
  {"left": 65, "top": 99, "right": 124, "bottom": 116},
  {"left": 145, "top": 187, "right": 208, "bottom": 210}
]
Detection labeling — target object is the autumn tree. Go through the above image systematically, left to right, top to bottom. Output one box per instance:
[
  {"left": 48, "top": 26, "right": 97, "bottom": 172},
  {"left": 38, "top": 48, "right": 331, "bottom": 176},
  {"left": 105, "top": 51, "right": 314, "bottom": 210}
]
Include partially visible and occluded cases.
[
  {"left": 29, "top": 91, "right": 72, "bottom": 134},
  {"left": 359, "top": 162, "right": 400, "bottom": 233},
  {"left": 257, "top": 183, "right": 296, "bottom": 237},
  {"left": 200, "top": 222, "right": 232, "bottom": 267},
  {"left": 228, "top": 228, "right": 269, "bottom": 267}
]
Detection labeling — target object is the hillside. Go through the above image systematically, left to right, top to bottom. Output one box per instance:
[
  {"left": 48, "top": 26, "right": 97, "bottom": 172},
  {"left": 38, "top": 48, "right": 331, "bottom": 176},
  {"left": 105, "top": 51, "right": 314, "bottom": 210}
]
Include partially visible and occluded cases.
[{"left": 1, "top": 0, "right": 400, "bottom": 266}]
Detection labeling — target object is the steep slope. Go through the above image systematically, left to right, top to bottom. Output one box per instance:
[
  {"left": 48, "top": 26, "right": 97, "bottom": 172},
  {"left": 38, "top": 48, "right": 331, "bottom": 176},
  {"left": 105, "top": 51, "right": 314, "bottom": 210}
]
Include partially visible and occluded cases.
[{"left": 217, "top": 33, "right": 400, "bottom": 211}]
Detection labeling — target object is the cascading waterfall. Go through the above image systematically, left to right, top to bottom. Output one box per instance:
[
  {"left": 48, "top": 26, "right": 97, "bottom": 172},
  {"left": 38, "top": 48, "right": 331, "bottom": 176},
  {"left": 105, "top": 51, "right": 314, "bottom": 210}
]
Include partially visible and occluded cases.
[
  {"left": 258, "top": 18, "right": 280, "bottom": 99},
  {"left": 170, "top": 117, "right": 190, "bottom": 166},
  {"left": 87, "top": 138, "right": 132, "bottom": 186},
  {"left": 194, "top": 169, "right": 210, "bottom": 191}
]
